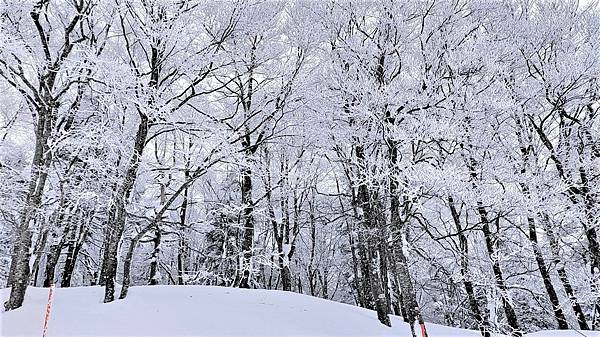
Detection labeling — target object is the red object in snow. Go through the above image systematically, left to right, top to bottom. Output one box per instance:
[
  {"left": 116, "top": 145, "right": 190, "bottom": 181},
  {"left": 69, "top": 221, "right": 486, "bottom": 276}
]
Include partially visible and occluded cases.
[
  {"left": 42, "top": 284, "right": 55, "bottom": 337},
  {"left": 420, "top": 322, "right": 428, "bottom": 337}
]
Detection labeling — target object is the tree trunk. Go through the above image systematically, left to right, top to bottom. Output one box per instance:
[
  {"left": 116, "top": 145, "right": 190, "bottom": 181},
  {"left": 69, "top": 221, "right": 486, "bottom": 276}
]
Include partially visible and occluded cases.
[
  {"left": 5, "top": 104, "right": 54, "bottom": 310},
  {"left": 103, "top": 114, "right": 149, "bottom": 303},
  {"left": 514, "top": 117, "right": 569, "bottom": 329},
  {"left": 388, "top": 142, "right": 423, "bottom": 333},
  {"left": 354, "top": 145, "right": 390, "bottom": 327},
  {"left": 238, "top": 161, "right": 254, "bottom": 288},
  {"left": 177, "top": 167, "right": 190, "bottom": 285},
  {"left": 345, "top": 183, "right": 366, "bottom": 307},
  {"left": 448, "top": 196, "right": 490, "bottom": 337},
  {"left": 476, "top": 206, "right": 521, "bottom": 337},
  {"left": 61, "top": 211, "right": 92, "bottom": 287},
  {"left": 541, "top": 215, "right": 590, "bottom": 330},
  {"left": 526, "top": 216, "right": 569, "bottom": 329},
  {"left": 61, "top": 220, "right": 86, "bottom": 288},
  {"left": 43, "top": 223, "right": 71, "bottom": 288},
  {"left": 119, "top": 223, "right": 153, "bottom": 299},
  {"left": 5, "top": 226, "right": 34, "bottom": 310},
  {"left": 148, "top": 226, "right": 162, "bottom": 285},
  {"left": 30, "top": 228, "right": 49, "bottom": 286},
  {"left": 378, "top": 230, "right": 392, "bottom": 313},
  {"left": 387, "top": 251, "right": 403, "bottom": 316}
]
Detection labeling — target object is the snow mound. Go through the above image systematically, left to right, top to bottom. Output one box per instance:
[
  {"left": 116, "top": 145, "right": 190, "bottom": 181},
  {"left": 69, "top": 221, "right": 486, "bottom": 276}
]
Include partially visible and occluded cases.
[{"left": 1, "top": 285, "right": 598, "bottom": 337}]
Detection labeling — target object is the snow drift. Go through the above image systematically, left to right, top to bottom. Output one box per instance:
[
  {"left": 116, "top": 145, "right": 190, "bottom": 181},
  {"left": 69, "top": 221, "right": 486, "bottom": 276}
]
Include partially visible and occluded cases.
[{"left": 1, "top": 285, "right": 597, "bottom": 337}]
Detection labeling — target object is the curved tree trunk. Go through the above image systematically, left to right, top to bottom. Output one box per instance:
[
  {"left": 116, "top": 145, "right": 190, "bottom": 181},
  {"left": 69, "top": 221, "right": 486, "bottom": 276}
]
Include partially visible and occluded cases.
[{"left": 103, "top": 114, "right": 149, "bottom": 303}]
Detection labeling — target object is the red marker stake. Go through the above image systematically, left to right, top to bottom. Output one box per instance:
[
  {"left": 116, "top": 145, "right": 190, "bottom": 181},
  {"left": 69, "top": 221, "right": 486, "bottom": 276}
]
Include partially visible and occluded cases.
[
  {"left": 42, "top": 284, "right": 55, "bottom": 337},
  {"left": 420, "top": 322, "right": 428, "bottom": 337}
]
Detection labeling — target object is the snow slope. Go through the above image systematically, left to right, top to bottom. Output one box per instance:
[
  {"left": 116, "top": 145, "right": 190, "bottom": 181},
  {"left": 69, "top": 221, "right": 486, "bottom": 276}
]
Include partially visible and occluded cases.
[{"left": 0, "top": 285, "right": 598, "bottom": 337}]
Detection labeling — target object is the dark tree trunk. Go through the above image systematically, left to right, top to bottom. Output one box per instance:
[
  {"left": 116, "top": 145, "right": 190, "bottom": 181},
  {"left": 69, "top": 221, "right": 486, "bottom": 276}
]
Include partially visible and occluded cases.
[
  {"left": 3, "top": 1, "right": 84, "bottom": 311},
  {"left": 102, "top": 33, "right": 160, "bottom": 302},
  {"left": 6, "top": 105, "right": 54, "bottom": 310},
  {"left": 103, "top": 114, "right": 149, "bottom": 303},
  {"left": 515, "top": 117, "right": 569, "bottom": 329},
  {"left": 388, "top": 141, "right": 422, "bottom": 333},
  {"left": 354, "top": 145, "right": 391, "bottom": 327},
  {"left": 465, "top": 151, "right": 521, "bottom": 337},
  {"left": 238, "top": 162, "right": 254, "bottom": 288},
  {"left": 177, "top": 167, "right": 190, "bottom": 285},
  {"left": 278, "top": 170, "right": 292, "bottom": 292},
  {"left": 346, "top": 185, "right": 366, "bottom": 307},
  {"left": 448, "top": 196, "right": 490, "bottom": 337},
  {"left": 307, "top": 197, "right": 318, "bottom": 296},
  {"left": 102, "top": 198, "right": 126, "bottom": 302},
  {"left": 476, "top": 206, "right": 521, "bottom": 337},
  {"left": 377, "top": 209, "right": 392, "bottom": 313},
  {"left": 541, "top": 215, "right": 590, "bottom": 330},
  {"left": 526, "top": 216, "right": 569, "bottom": 329},
  {"left": 61, "top": 220, "right": 87, "bottom": 288},
  {"left": 43, "top": 223, "right": 71, "bottom": 288},
  {"left": 98, "top": 225, "right": 110, "bottom": 286},
  {"left": 5, "top": 226, "right": 34, "bottom": 310},
  {"left": 148, "top": 226, "right": 162, "bottom": 285},
  {"left": 30, "top": 228, "right": 49, "bottom": 286},
  {"left": 60, "top": 231, "right": 85, "bottom": 288},
  {"left": 356, "top": 231, "right": 375, "bottom": 310},
  {"left": 61, "top": 242, "right": 77, "bottom": 287},
  {"left": 43, "top": 244, "right": 60, "bottom": 288},
  {"left": 377, "top": 249, "right": 391, "bottom": 313},
  {"left": 387, "top": 252, "right": 403, "bottom": 316},
  {"left": 321, "top": 268, "right": 329, "bottom": 299}
]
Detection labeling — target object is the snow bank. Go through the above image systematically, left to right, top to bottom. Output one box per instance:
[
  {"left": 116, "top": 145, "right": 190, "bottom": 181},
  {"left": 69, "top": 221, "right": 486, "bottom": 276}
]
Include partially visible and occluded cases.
[{"left": 1, "top": 285, "right": 598, "bottom": 337}]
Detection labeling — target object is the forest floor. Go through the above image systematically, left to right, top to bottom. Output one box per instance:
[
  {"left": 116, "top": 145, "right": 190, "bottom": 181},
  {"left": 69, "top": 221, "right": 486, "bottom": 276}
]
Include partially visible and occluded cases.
[{"left": 0, "top": 285, "right": 597, "bottom": 337}]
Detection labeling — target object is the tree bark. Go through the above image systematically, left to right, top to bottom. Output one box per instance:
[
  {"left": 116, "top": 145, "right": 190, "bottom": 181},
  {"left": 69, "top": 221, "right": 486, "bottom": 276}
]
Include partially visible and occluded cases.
[
  {"left": 4, "top": 0, "right": 86, "bottom": 310},
  {"left": 102, "top": 114, "right": 149, "bottom": 303},
  {"left": 514, "top": 117, "right": 569, "bottom": 329},
  {"left": 388, "top": 140, "right": 423, "bottom": 333},
  {"left": 354, "top": 145, "right": 391, "bottom": 327},
  {"left": 464, "top": 151, "right": 521, "bottom": 337},
  {"left": 238, "top": 162, "right": 254, "bottom": 289},
  {"left": 177, "top": 167, "right": 190, "bottom": 285},
  {"left": 448, "top": 196, "right": 490, "bottom": 337},
  {"left": 476, "top": 206, "right": 521, "bottom": 337},
  {"left": 526, "top": 215, "right": 569, "bottom": 329},
  {"left": 541, "top": 215, "right": 590, "bottom": 330},
  {"left": 43, "top": 220, "right": 71, "bottom": 288},
  {"left": 148, "top": 226, "right": 162, "bottom": 285},
  {"left": 30, "top": 228, "right": 49, "bottom": 286}
]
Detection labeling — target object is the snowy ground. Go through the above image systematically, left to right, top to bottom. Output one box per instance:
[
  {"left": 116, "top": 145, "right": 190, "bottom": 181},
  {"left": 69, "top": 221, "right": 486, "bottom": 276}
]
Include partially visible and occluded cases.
[{"left": 1, "top": 285, "right": 598, "bottom": 337}]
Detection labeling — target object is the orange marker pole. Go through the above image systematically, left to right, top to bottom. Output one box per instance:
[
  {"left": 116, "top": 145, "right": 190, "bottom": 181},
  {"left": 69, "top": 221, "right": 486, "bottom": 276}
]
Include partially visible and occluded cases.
[
  {"left": 42, "top": 284, "right": 55, "bottom": 337},
  {"left": 420, "top": 322, "right": 428, "bottom": 337}
]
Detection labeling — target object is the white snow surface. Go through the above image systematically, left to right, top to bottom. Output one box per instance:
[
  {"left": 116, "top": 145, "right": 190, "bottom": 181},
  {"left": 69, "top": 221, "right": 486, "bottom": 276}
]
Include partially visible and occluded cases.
[{"left": 1, "top": 285, "right": 598, "bottom": 337}]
